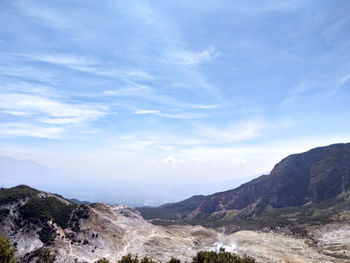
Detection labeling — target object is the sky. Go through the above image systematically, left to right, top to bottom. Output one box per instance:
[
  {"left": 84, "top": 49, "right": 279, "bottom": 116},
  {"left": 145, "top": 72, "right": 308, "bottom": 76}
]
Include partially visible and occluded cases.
[{"left": 0, "top": 0, "right": 350, "bottom": 205}]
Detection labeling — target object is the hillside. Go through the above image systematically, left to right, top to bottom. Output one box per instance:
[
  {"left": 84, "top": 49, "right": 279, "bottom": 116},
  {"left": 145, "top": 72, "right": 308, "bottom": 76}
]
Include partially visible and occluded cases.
[
  {"left": 138, "top": 143, "right": 350, "bottom": 229},
  {"left": 1, "top": 185, "right": 350, "bottom": 262}
]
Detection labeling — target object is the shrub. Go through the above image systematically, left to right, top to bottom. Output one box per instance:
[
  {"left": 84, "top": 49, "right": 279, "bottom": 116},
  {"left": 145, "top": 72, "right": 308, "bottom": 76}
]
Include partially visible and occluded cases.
[
  {"left": 0, "top": 185, "right": 38, "bottom": 205},
  {"left": 20, "top": 197, "right": 77, "bottom": 229},
  {"left": 0, "top": 209, "right": 10, "bottom": 222},
  {"left": 38, "top": 223, "right": 56, "bottom": 245},
  {"left": 0, "top": 236, "right": 16, "bottom": 263},
  {"left": 36, "top": 248, "right": 56, "bottom": 263},
  {"left": 192, "top": 249, "right": 255, "bottom": 263},
  {"left": 118, "top": 254, "right": 139, "bottom": 263},
  {"left": 140, "top": 256, "right": 157, "bottom": 263},
  {"left": 95, "top": 258, "right": 109, "bottom": 263},
  {"left": 168, "top": 258, "right": 181, "bottom": 263}
]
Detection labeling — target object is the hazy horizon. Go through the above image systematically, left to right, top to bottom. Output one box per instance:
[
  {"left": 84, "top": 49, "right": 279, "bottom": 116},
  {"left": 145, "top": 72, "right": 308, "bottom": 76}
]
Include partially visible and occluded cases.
[{"left": 1, "top": 1, "right": 350, "bottom": 206}]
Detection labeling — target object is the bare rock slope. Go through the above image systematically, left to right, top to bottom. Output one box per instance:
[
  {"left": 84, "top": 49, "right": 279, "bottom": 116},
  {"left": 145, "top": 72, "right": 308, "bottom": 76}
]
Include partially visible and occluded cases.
[{"left": 1, "top": 187, "right": 349, "bottom": 263}]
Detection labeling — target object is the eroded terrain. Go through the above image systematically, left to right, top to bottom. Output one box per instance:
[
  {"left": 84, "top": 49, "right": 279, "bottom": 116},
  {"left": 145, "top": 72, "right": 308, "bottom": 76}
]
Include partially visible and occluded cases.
[{"left": 6, "top": 203, "right": 349, "bottom": 263}]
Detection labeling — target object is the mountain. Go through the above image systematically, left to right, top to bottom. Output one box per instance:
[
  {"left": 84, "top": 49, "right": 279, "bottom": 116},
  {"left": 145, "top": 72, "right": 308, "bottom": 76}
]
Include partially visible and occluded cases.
[
  {"left": 2, "top": 143, "right": 350, "bottom": 262},
  {"left": 138, "top": 143, "right": 350, "bottom": 228},
  {"left": 1, "top": 185, "right": 349, "bottom": 263}
]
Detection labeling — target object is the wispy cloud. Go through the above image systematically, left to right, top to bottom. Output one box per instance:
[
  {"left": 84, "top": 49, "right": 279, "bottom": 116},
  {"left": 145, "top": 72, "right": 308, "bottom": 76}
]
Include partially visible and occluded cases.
[
  {"left": 18, "top": 1, "right": 77, "bottom": 32},
  {"left": 168, "top": 46, "right": 217, "bottom": 67},
  {"left": 15, "top": 53, "right": 154, "bottom": 82},
  {"left": 0, "top": 65, "right": 57, "bottom": 84},
  {"left": 340, "top": 72, "right": 350, "bottom": 86},
  {"left": 281, "top": 76, "right": 346, "bottom": 107},
  {"left": 103, "top": 86, "right": 151, "bottom": 97},
  {"left": 0, "top": 92, "right": 107, "bottom": 125},
  {"left": 192, "top": 105, "right": 219, "bottom": 109},
  {"left": 134, "top": 109, "right": 207, "bottom": 119},
  {"left": 2, "top": 110, "right": 32, "bottom": 117},
  {"left": 134, "top": 110, "right": 160, "bottom": 114},
  {"left": 157, "top": 112, "right": 207, "bottom": 119},
  {"left": 113, "top": 117, "right": 267, "bottom": 154},
  {"left": 195, "top": 117, "right": 268, "bottom": 143},
  {"left": 0, "top": 123, "right": 63, "bottom": 139}
]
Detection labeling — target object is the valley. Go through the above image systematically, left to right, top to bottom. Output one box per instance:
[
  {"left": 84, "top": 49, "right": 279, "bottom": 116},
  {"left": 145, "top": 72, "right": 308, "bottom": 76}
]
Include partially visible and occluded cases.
[{"left": 1, "top": 143, "right": 350, "bottom": 262}]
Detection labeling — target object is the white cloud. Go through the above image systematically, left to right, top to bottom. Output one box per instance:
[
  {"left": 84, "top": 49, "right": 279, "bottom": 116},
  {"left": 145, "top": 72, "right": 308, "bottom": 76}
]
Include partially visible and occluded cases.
[
  {"left": 19, "top": 2, "right": 77, "bottom": 32},
  {"left": 169, "top": 47, "right": 216, "bottom": 67},
  {"left": 19, "top": 53, "right": 153, "bottom": 81},
  {"left": 28, "top": 54, "right": 97, "bottom": 69},
  {"left": 0, "top": 65, "right": 57, "bottom": 84},
  {"left": 340, "top": 72, "right": 350, "bottom": 85},
  {"left": 103, "top": 86, "right": 151, "bottom": 97},
  {"left": 0, "top": 92, "right": 107, "bottom": 125},
  {"left": 192, "top": 105, "right": 219, "bottom": 109},
  {"left": 134, "top": 109, "right": 207, "bottom": 119},
  {"left": 2, "top": 110, "right": 32, "bottom": 117},
  {"left": 134, "top": 110, "right": 159, "bottom": 114},
  {"left": 157, "top": 112, "right": 207, "bottom": 119},
  {"left": 39, "top": 117, "right": 86, "bottom": 125},
  {"left": 196, "top": 117, "right": 268, "bottom": 143},
  {"left": 113, "top": 118, "right": 267, "bottom": 154},
  {"left": 0, "top": 123, "right": 63, "bottom": 139}
]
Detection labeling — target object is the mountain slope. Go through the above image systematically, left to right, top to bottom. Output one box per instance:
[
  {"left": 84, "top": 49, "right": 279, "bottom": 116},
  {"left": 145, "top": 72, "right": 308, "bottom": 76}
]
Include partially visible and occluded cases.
[
  {"left": 138, "top": 143, "right": 350, "bottom": 226},
  {"left": 1, "top": 185, "right": 349, "bottom": 263}
]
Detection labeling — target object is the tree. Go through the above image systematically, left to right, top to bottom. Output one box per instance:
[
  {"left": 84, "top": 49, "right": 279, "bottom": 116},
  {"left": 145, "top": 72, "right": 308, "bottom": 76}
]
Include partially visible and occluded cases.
[
  {"left": 0, "top": 237, "right": 16, "bottom": 263},
  {"left": 36, "top": 248, "right": 56, "bottom": 263},
  {"left": 192, "top": 249, "right": 255, "bottom": 263},
  {"left": 118, "top": 254, "right": 139, "bottom": 263},
  {"left": 140, "top": 256, "right": 156, "bottom": 263},
  {"left": 95, "top": 258, "right": 109, "bottom": 263},
  {"left": 168, "top": 258, "right": 181, "bottom": 263}
]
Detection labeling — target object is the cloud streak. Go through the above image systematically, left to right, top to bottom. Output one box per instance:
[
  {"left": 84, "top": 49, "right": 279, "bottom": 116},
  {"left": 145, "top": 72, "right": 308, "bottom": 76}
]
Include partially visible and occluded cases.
[
  {"left": 167, "top": 46, "right": 217, "bottom": 67},
  {"left": 0, "top": 92, "right": 107, "bottom": 125},
  {"left": 0, "top": 123, "right": 63, "bottom": 139}
]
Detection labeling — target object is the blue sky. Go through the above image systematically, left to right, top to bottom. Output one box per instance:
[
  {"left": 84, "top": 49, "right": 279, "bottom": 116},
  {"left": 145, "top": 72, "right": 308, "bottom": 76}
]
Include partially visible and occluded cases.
[{"left": 1, "top": 0, "right": 350, "bottom": 204}]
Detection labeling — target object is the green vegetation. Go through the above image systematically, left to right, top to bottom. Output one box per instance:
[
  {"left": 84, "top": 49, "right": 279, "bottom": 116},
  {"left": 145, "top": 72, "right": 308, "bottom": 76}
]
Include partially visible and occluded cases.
[
  {"left": 0, "top": 185, "right": 38, "bottom": 205},
  {"left": 142, "top": 194, "right": 350, "bottom": 233},
  {"left": 138, "top": 195, "right": 206, "bottom": 221},
  {"left": 20, "top": 197, "right": 77, "bottom": 229},
  {"left": 70, "top": 205, "right": 90, "bottom": 232},
  {"left": 0, "top": 209, "right": 10, "bottom": 222},
  {"left": 38, "top": 223, "right": 56, "bottom": 245},
  {"left": 0, "top": 236, "right": 16, "bottom": 263},
  {"left": 36, "top": 248, "right": 56, "bottom": 263},
  {"left": 193, "top": 249, "right": 255, "bottom": 263},
  {"left": 95, "top": 250, "right": 255, "bottom": 263},
  {"left": 119, "top": 254, "right": 140, "bottom": 263}
]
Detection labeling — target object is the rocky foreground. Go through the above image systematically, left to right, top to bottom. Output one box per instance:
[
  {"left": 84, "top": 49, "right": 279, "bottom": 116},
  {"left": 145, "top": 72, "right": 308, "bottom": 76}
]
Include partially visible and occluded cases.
[{"left": 2, "top": 197, "right": 349, "bottom": 263}]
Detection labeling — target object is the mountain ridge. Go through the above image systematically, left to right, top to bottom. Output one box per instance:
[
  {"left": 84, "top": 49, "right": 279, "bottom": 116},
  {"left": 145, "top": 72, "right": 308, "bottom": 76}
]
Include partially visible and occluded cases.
[
  {"left": 2, "top": 141, "right": 350, "bottom": 262},
  {"left": 138, "top": 143, "right": 350, "bottom": 227}
]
